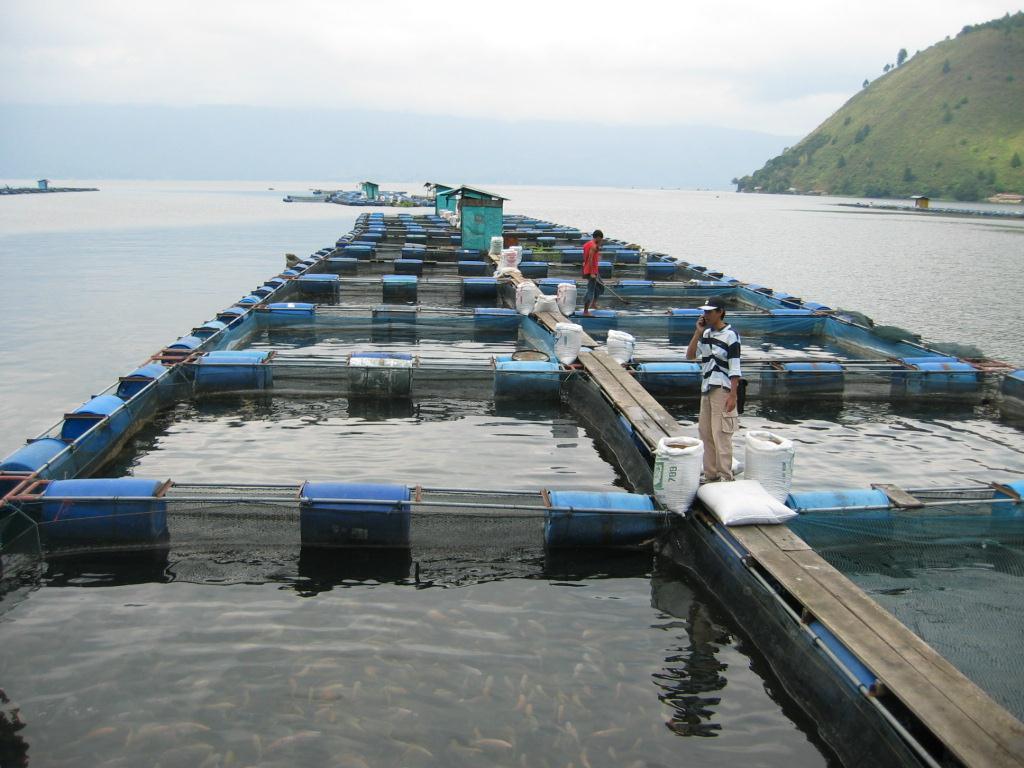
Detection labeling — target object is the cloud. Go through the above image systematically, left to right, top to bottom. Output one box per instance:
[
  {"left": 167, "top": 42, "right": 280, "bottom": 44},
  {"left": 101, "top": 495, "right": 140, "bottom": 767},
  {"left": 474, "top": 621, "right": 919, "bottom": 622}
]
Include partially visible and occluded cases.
[{"left": 0, "top": 0, "right": 1017, "bottom": 134}]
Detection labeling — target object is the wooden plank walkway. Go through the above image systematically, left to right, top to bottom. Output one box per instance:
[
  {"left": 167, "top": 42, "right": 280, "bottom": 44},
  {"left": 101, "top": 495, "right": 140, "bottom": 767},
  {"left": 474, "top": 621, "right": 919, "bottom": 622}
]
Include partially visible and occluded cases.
[{"left": 731, "top": 524, "right": 1024, "bottom": 767}]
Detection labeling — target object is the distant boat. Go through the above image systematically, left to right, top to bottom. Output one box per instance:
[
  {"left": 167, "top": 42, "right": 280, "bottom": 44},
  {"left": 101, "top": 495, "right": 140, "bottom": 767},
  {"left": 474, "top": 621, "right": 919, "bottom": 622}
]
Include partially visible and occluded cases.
[{"left": 282, "top": 193, "right": 329, "bottom": 203}]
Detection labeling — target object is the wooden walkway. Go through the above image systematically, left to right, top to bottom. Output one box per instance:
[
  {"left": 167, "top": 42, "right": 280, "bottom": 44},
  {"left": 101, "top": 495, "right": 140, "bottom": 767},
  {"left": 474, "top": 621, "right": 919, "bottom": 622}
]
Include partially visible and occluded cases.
[{"left": 502, "top": 267, "right": 1024, "bottom": 767}]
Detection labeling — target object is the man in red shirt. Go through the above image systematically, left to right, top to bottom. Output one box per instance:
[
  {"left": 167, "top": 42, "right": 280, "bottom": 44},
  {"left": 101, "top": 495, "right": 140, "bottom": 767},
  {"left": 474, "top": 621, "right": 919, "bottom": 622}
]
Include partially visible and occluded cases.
[{"left": 582, "top": 229, "right": 604, "bottom": 316}]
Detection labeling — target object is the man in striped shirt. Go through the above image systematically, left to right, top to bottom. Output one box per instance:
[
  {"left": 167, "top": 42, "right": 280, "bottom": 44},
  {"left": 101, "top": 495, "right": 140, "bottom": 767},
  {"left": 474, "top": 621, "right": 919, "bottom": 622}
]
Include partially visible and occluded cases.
[{"left": 686, "top": 296, "right": 742, "bottom": 481}]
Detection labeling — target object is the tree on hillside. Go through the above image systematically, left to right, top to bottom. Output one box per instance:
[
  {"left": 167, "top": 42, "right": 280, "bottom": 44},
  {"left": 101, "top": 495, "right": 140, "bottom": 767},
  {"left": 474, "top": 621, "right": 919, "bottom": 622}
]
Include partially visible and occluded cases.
[
  {"left": 897, "top": 48, "right": 908, "bottom": 66},
  {"left": 863, "top": 79, "right": 870, "bottom": 88},
  {"left": 1012, "top": 152, "right": 1022, "bottom": 168}
]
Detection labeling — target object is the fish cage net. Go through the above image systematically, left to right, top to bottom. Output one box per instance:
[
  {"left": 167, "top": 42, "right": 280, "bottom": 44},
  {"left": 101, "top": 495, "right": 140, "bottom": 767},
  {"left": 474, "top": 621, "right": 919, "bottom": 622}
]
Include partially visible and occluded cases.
[{"left": 789, "top": 506, "right": 1024, "bottom": 721}]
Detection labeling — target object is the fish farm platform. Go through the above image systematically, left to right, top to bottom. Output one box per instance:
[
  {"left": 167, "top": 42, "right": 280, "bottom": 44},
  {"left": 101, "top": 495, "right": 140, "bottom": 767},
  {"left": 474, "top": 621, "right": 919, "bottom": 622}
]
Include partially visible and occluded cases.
[{"left": 2, "top": 209, "right": 1022, "bottom": 768}]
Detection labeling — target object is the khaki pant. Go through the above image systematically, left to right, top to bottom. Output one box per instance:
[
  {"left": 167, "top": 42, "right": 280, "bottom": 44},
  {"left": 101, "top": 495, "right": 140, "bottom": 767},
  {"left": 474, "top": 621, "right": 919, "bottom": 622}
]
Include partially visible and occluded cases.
[{"left": 698, "top": 388, "right": 739, "bottom": 481}]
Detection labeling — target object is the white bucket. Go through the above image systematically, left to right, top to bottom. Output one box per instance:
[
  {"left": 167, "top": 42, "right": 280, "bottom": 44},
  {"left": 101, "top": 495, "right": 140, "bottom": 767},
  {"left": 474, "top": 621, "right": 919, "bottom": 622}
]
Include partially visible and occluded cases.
[
  {"left": 489, "top": 236, "right": 504, "bottom": 257},
  {"left": 515, "top": 282, "right": 541, "bottom": 315},
  {"left": 556, "top": 282, "right": 577, "bottom": 316},
  {"left": 554, "top": 322, "right": 584, "bottom": 364},
  {"left": 606, "top": 330, "right": 636, "bottom": 364},
  {"left": 744, "top": 430, "right": 795, "bottom": 502},
  {"left": 652, "top": 436, "right": 703, "bottom": 514}
]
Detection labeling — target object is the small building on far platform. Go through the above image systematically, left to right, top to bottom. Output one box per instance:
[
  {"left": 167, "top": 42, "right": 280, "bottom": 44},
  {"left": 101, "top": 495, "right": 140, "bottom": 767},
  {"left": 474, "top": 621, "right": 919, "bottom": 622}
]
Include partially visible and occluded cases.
[{"left": 911, "top": 195, "right": 930, "bottom": 209}]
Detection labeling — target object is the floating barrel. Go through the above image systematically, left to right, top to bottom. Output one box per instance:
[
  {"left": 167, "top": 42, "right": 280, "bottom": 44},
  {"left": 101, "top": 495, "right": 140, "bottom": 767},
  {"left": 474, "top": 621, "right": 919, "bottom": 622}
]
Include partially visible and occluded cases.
[
  {"left": 359, "top": 231, "right": 384, "bottom": 241},
  {"left": 404, "top": 233, "right": 426, "bottom": 243},
  {"left": 449, "top": 235, "right": 462, "bottom": 245},
  {"left": 537, "top": 236, "right": 556, "bottom": 246},
  {"left": 345, "top": 244, "right": 375, "bottom": 259},
  {"left": 401, "top": 245, "right": 426, "bottom": 258},
  {"left": 517, "top": 249, "right": 536, "bottom": 261},
  {"left": 561, "top": 249, "right": 584, "bottom": 265},
  {"left": 615, "top": 250, "right": 641, "bottom": 264},
  {"left": 327, "top": 257, "right": 359, "bottom": 275},
  {"left": 395, "top": 259, "right": 424, "bottom": 276},
  {"left": 458, "top": 260, "right": 488, "bottom": 276},
  {"left": 519, "top": 262, "right": 548, "bottom": 278},
  {"left": 598, "top": 262, "right": 613, "bottom": 279},
  {"left": 646, "top": 262, "right": 677, "bottom": 280},
  {"left": 296, "top": 274, "right": 340, "bottom": 296},
  {"left": 382, "top": 275, "right": 417, "bottom": 303},
  {"left": 459, "top": 277, "right": 496, "bottom": 301},
  {"left": 538, "top": 278, "right": 565, "bottom": 296},
  {"left": 616, "top": 280, "right": 653, "bottom": 295},
  {"left": 251, "top": 285, "right": 275, "bottom": 298},
  {"left": 237, "top": 294, "right": 262, "bottom": 305},
  {"left": 265, "top": 302, "right": 315, "bottom": 319},
  {"left": 803, "top": 302, "right": 832, "bottom": 311},
  {"left": 216, "top": 306, "right": 249, "bottom": 327},
  {"left": 474, "top": 307, "right": 520, "bottom": 332},
  {"left": 769, "top": 308, "right": 815, "bottom": 316},
  {"left": 577, "top": 309, "right": 617, "bottom": 332},
  {"left": 192, "top": 320, "right": 229, "bottom": 338},
  {"left": 167, "top": 335, "right": 204, "bottom": 353},
  {"left": 195, "top": 350, "right": 273, "bottom": 394},
  {"left": 349, "top": 352, "right": 413, "bottom": 398},
  {"left": 894, "top": 359, "right": 978, "bottom": 396},
  {"left": 494, "top": 360, "right": 561, "bottom": 400},
  {"left": 117, "top": 362, "right": 168, "bottom": 399},
  {"left": 636, "top": 362, "right": 701, "bottom": 397},
  {"left": 762, "top": 362, "right": 844, "bottom": 398},
  {"left": 61, "top": 395, "right": 132, "bottom": 442},
  {"left": 0, "top": 437, "right": 69, "bottom": 474},
  {"left": 40, "top": 478, "right": 168, "bottom": 547},
  {"left": 994, "top": 479, "right": 1024, "bottom": 500},
  {"left": 300, "top": 481, "right": 411, "bottom": 548},
  {"left": 786, "top": 488, "right": 890, "bottom": 512},
  {"left": 544, "top": 491, "right": 662, "bottom": 548},
  {"left": 807, "top": 620, "right": 877, "bottom": 690}
]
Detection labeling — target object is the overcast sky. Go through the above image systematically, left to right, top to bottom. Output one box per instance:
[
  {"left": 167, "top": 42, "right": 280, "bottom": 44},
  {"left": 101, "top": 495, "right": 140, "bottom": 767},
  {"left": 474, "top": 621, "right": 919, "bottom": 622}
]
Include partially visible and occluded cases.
[{"left": 1, "top": 1, "right": 1018, "bottom": 136}]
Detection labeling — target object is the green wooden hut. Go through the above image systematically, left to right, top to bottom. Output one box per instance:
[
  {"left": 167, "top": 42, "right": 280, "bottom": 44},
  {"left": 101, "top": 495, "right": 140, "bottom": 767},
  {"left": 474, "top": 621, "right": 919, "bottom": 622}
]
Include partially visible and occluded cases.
[
  {"left": 361, "top": 181, "right": 380, "bottom": 201},
  {"left": 451, "top": 186, "right": 508, "bottom": 252}
]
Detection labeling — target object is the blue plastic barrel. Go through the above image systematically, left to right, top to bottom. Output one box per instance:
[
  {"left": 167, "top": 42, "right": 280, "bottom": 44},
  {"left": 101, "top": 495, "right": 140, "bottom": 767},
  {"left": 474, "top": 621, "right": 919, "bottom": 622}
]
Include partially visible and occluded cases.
[
  {"left": 345, "top": 245, "right": 375, "bottom": 260},
  {"left": 561, "top": 249, "right": 584, "bottom": 265},
  {"left": 616, "top": 250, "right": 641, "bottom": 265},
  {"left": 327, "top": 257, "right": 359, "bottom": 275},
  {"left": 395, "top": 259, "right": 424, "bottom": 276},
  {"left": 458, "top": 260, "right": 488, "bottom": 277},
  {"left": 598, "top": 261, "right": 613, "bottom": 279},
  {"left": 519, "top": 262, "right": 548, "bottom": 278},
  {"left": 646, "top": 262, "right": 677, "bottom": 280},
  {"left": 297, "top": 274, "right": 340, "bottom": 295},
  {"left": 382, "top": 274, "right": 417, "bottom": 303},
  {"left": 462, "top": 277, "right": 499, "bottom": 300},
  {"left": 538, "top": 278, "right": 565, "bottom": 295},
  {"left": 616, "top": 280, "right": 653, "bottom": 295},
  {"left": 251, "top": 285, "right": 275, "bottom": 298},
  {"left": 237, "top": 295, "right": 262, "bottom": 305},
  {"left": 265, "top": 302, "right": 315, "bottom": 318},
  {"left": 803, "top": 302, "right": 832, "bottom": 311},
  {"left": 216, "top": 307, "right": 248, "bottom": 328},
  {"left": 474, "top": 307, "right": 520, "bottom": 332},
  {"left": 577, "top": 309, "right": 617, "bottom": 332},
  {"left": 769, "top": 309, "right": 815, "bottom": 316},
  {"left": 193, "top": 320, "right": 229, "bottom": 338},
  {"left": 167, "top": 335, "right": 204, "bottom": 351},
  {"left": 195, "top": 350, "right": 273, "bottom": 393},
  {"left": 494, "top": 360, "right": 561, "bottom": 400},
  {"left": 896, "top": 360, "right": 978, "bottom": 396},
  {"left": 117, "top": 362, "right": 168, "bottom": 399},
  {"left": 636, "top": 362, "right": 701, "bottom": 396},
  {"left": 763, "top": 362, "right": 844, "bottom": 396},
  {"left": 61, "top": 395, "right": 132, "bottom": 442},
  {"left": 0, "top": 437, "right": 69, "bottom": 473},
  {"left": 41, "top": 478, "right": 167, "bottom": 546},
  {"left": 300, "top": 481, "right": 411, "bottom": 547},
  {"left": 786, "top": 489, "right": 890, "bottom": 511},
  {"left": 545, "top": 491, "right": 661, "bottom": 548}
]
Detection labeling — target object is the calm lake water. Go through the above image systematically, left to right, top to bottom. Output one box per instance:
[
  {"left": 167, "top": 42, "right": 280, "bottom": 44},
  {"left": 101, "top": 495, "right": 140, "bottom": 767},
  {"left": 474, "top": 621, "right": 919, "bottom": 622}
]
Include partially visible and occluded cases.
[{"left": 1, "top": 181, "right": 1022, "bottom": 766}]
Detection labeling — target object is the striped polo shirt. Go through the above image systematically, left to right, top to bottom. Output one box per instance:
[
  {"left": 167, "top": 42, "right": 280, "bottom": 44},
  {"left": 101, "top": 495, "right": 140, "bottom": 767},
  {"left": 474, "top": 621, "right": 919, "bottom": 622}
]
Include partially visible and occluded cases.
[{"left": 697, "top": 323, "right": 742, "bottom": 393}]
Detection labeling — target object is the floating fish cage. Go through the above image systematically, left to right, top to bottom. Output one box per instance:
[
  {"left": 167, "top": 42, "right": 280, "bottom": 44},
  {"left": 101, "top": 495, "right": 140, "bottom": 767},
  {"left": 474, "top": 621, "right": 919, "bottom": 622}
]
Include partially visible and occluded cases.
[{"left": 2, "top": 208, "right": 1022, "bottom": 768}]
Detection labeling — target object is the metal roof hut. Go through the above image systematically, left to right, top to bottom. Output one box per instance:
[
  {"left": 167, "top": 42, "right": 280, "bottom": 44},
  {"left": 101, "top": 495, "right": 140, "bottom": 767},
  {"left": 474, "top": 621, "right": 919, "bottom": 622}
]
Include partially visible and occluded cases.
[
  {"left": 361, "top": 181, "right": 380, "bottom": 201},
  {"left": 425, "top": 183, "right": 455, "bottom": 215},
  {"left": 451, "top": 186, "right": 508, "bottom": 252}
]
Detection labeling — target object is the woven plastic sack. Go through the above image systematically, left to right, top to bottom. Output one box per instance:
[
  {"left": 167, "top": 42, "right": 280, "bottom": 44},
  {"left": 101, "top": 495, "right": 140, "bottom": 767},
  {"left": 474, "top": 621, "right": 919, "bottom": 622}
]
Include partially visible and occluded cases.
[
  {"left": 533, "top": 295, "right": 559, "bottom": 314},
  {"left": 744, "top": 430, "right": 795, "bottom": 502},
  {"left": 652, "top": 436, "right": 703, "bottom": 514},
  {"left": 697, "top": 479, "right": 796, "bottom": 526}
]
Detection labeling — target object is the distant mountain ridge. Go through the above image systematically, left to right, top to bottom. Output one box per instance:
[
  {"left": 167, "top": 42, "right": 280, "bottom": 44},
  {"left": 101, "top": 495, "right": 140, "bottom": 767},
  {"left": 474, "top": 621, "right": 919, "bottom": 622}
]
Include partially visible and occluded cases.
[
  {"left": 734, "top": 12, "right": 1024, "bottom": 200},
  {"left": 0, "top": 105, "right": 794, "bottom": 189}
]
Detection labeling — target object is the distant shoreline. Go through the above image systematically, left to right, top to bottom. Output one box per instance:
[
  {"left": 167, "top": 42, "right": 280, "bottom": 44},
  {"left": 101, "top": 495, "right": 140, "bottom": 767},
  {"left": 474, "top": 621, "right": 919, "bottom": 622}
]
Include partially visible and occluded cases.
[
  {"left": 1, "top": 186, "right": 99, "bottom": 196},
  {"left": 835, "top": 201, "right": 1024, "bottom": 220}
]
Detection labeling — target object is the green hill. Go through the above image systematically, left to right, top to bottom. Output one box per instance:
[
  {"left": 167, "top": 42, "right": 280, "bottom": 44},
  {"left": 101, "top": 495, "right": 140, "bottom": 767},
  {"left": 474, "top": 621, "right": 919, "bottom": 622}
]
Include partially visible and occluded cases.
[{"left": 734, "top": 13, "right": 1024, "bottom": 200}]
